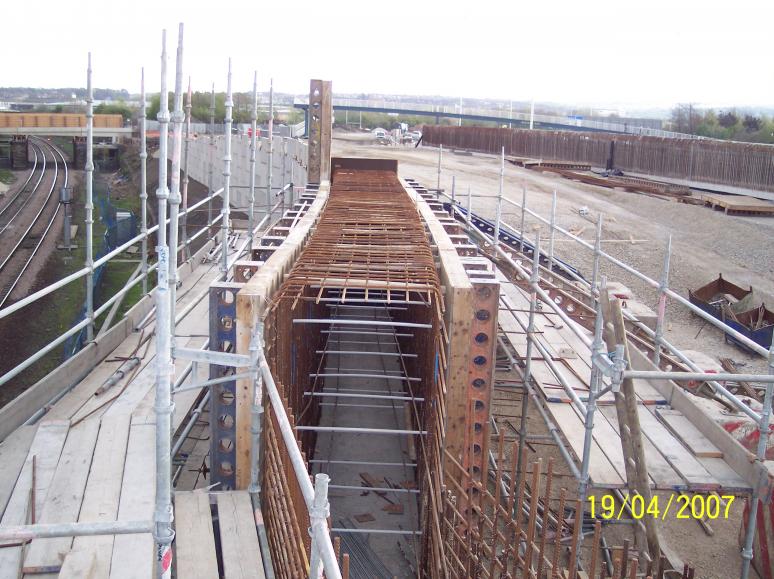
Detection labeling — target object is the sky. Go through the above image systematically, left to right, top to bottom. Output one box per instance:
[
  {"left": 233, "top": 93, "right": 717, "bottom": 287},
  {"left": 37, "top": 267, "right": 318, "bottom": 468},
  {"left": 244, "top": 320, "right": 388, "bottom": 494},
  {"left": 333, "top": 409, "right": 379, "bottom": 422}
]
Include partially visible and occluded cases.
[{"left": 3, "top": 0, "right": 774, "bottom": 110}]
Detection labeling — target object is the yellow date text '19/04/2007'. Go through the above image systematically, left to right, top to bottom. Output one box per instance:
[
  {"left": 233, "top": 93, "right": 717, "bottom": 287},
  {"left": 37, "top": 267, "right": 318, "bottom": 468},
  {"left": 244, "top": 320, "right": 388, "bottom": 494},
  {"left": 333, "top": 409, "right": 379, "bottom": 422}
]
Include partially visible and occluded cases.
[{"left": 588, "top": 493, "right": 736, "bottom": 521}]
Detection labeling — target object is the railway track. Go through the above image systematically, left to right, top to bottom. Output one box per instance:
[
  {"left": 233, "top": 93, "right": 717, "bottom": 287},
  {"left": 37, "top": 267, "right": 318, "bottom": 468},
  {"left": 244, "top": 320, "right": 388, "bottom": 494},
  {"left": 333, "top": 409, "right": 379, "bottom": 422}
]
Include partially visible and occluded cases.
[
  {"left": 0, "top": 138, "right": 68, "bottom": 308},
  {"left": 0, "top": 142, "right": 44, "bottom": 232}
]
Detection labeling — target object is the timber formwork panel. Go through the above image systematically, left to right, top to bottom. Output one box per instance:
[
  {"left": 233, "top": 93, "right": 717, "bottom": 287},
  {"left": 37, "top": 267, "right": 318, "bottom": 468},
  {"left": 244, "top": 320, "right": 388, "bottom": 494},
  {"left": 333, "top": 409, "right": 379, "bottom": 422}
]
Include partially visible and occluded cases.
[
  {"left": 307, "top": 80, "right": 332, "bottom": 183},
  {"left": 406, "top": 178, "right": 474, "bottom": 472},
  {"left": 235, "top": 183, "right": 329, "bottom": 488},
  {"left": 464, "top": 280, "right": 498, "bottom": 484}
]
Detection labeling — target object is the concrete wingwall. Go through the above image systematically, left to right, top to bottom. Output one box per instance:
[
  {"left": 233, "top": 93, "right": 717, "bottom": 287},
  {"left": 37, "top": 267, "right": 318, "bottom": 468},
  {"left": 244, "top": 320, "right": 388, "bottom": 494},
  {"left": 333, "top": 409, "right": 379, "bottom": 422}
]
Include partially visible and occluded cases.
[{"left": 169, "top": 134, "right": 308, "bottom": 210}]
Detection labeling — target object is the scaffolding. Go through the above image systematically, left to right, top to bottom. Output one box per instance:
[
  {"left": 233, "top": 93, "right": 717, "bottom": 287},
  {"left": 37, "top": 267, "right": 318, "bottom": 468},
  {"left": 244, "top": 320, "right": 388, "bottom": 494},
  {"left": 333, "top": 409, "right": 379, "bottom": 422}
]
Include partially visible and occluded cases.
[
  {"left": 0, "top": 23, "right": 319, "bottom": 579},
  {"left": 429, "top": 149, "right": 774, "bottom": 579}
]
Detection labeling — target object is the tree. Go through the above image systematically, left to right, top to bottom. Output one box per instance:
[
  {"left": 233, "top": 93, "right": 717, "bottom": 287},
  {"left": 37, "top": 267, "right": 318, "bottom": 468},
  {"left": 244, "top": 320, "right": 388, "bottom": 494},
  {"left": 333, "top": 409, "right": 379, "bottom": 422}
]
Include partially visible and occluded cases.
[
  {"left": 95, "top": 101, "right": 133, "bottom": 123},
  {"left": 670, "top": 103, "right": 702, "bottom": 134},
  {"left": 718, "top": 110, "right": 738, "bottom": 128},
  {"left": 743, "top": 115, "right": 761, "bottom": 132}
]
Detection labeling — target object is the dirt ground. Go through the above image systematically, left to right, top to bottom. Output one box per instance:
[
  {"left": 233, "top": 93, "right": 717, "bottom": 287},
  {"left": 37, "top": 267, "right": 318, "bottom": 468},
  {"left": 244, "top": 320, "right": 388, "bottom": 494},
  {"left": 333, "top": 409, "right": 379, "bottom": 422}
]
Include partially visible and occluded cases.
[
  {"left": 332, "top": 131, "right": 769, "bottom": 578},
  {"left": 333, "top": 131, "right": 774, "bottom": 376}
]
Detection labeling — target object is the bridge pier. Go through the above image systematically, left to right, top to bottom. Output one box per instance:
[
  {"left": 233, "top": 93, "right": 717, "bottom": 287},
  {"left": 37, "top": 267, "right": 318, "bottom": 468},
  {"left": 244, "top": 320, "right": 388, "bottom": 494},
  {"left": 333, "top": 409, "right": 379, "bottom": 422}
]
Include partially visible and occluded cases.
[
  {"left": 10, "top": 136, "right": 28, "bottom": 169},
  {"left": 73, "top": 137, "right": 86, "bottom": 169}
]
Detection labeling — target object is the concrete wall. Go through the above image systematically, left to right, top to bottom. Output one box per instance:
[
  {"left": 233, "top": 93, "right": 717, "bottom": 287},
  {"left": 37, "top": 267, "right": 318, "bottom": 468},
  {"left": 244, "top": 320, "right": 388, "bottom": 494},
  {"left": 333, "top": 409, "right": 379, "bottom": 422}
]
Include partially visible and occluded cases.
[{"left": 170, "top": 134, "right": 308, "bottom": 209}]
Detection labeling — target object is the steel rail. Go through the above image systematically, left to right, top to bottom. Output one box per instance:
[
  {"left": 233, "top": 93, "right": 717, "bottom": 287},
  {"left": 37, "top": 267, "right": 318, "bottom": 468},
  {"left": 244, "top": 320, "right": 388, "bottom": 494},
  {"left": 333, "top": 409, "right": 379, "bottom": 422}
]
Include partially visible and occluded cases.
[
  {"left": 0, "top": 139, "right": 65, "bottom": 308},
  {"left": 0, "top": 140, "right": 69, "bottom": 308},
  {"left": 0, "top": 142, "right": 40, "bottom": 226},
  {"left": 0, "top": 142, "right": 47, "bottom": 236},
  {"left": 0, "top": 188, "right": 224, "bottom": 322}
]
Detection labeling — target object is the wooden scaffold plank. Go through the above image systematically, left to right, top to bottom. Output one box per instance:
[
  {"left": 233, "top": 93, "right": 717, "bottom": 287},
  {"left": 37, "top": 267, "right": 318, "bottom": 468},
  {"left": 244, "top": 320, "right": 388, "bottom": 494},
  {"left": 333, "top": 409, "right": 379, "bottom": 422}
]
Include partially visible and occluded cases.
[
  {"left": 70, "top": 414, "right": 131, "bottom": 578},
  {"left": 23, "top": 420, "right": 100, "bottom": 574},
  {"left": 0, "top": 421, "right": 69, "bottom": 579},
  {"left": 109, "top": 423, "right": 155, "bottom": 579},
  {"left": 175, "top": 492, "right": 218, "bottom": 579},
  {"left": 216, "top": 492, "right": 266, "bottom": 579}
]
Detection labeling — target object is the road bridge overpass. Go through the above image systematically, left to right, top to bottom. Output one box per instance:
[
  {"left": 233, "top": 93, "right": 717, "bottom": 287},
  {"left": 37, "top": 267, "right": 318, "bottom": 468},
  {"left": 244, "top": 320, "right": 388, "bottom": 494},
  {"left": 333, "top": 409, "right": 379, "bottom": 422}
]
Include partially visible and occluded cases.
[
  {"left": 294, "top": 98, "right": 691, "bottom": 138},
  {"left": 0, "top": 112, "right": 130, "bottom": 141}
]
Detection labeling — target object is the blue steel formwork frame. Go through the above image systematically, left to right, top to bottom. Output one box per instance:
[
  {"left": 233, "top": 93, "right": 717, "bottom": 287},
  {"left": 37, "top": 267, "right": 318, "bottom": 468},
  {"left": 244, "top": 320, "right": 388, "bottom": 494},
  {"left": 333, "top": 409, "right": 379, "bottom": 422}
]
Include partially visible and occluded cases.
[{"left": 208, "top": 281, "right": 243, "bottom": 490}]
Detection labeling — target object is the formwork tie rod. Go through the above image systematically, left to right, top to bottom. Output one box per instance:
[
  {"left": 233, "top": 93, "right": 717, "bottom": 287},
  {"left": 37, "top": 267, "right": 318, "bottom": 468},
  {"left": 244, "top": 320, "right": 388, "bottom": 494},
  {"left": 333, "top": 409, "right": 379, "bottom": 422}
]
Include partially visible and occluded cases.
[
  {"left": 294, "top": 319, "right": 432, "bottom": 329},
  {"left": 323, "top": 330, "right": 414, "bottom": 337},
  {"left": 316, "top": 350, "right": 418, "bottom": 358},
  {"left": 310, "top": 373, "right": 420, "bottom": 382},
  {"left": 304, "top": 392, "right": 425, "bottom": 402},
  {"left": 295, "top": 426, "right": 427, "bottom": 435},
  {"left": 308, "top": 459, "right": 417, "bottom": 467},
  {"left": 328, "top": 484, "right": 420, "bottom": 494},
  {"left": 331, "top": 528, "right": 422, "bottom": 535}
]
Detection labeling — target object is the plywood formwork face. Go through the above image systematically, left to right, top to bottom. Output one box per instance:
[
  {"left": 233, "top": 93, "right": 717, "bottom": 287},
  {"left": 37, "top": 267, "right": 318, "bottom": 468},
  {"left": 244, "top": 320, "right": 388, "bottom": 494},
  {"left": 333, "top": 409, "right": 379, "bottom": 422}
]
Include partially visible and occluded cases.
[
  {"left": 235, "top": 184, "right": 330, "bottom": 489},
  {"left": 464, "top": 281, "right": 499, "bottom": 485}
]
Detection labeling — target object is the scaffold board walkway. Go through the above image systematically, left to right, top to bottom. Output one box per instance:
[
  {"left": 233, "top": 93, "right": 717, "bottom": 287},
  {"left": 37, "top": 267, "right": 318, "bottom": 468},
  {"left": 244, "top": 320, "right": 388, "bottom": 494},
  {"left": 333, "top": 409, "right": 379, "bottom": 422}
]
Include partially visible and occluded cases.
[
  {"left": 0, "top": 238, "right": 258, "bottom": 578},
  {"left": 495, "top": 269, "right": 752, "bottom": 492}
]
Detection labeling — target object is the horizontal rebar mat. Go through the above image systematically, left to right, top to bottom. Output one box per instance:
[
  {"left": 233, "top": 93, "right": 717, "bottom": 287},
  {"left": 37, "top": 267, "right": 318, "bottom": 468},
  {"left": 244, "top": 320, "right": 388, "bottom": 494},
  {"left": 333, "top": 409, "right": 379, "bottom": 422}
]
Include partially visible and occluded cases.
[{"left": 273, "top": 168, "right": 441, "bottom": 307}]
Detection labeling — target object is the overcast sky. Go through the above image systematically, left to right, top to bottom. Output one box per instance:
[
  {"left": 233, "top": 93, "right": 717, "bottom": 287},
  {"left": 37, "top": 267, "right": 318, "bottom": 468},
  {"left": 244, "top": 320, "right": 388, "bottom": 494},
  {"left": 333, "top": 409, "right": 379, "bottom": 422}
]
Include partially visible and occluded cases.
[{"left": 3, "top": 0, "right": 773, "bottom": 110}]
